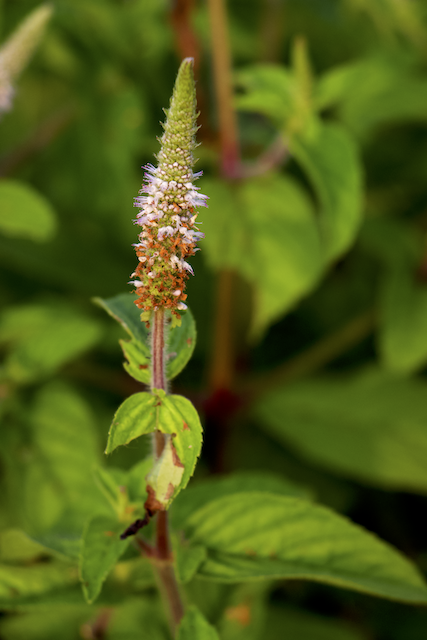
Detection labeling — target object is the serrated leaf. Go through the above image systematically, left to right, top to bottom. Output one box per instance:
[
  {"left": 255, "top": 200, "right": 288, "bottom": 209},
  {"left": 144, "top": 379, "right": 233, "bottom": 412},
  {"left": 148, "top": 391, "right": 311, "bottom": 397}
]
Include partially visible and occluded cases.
[
  {"left": 290, "top": 121, "right": 363, "bottom": 264},
  {"left": 200, "top": 174, "right": 323, "bottom": 336},
  {"left": 0, "top": 179, "right": 57, "bottom": 242},
  {"left": 95, "top": 294, "right": 196, "bottom": 379},
  {"left": 255, "top": 368, "right": 427, "bottom": 493},
  {"left": 106, "top": 391, "right": 202, "bottom": 508},
  {"left": 105, "top": 392, "right": 158, "bottom": 455},
  {"left": 171, "top": 471, "right": 310, "bottom": 529},
  {"left": 180, "top": 492, "right": 427, "bottom": 603},
  {"left": 79, "top": 516, "right": 129, "bottom": 604},
  {"left": 177, "top": 605, "right": 220, "bottom": 640}
]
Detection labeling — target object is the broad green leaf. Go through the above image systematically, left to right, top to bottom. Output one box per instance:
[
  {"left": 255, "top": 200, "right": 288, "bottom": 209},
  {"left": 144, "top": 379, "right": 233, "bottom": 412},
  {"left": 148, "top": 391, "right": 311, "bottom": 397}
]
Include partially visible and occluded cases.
[
  {"left": 315, "top": 54, "right": 427, "bottom": 139},
  {"left": 235, "top": 64, "right": 297, "bottom": 127},
  {"left": 290, "top": 121, "right": 363, "bottom": 264},
  {"left": 201, "top": 174, "right": 323, "bottom": 336},
  {"left": 0, "top": 179, "right": 57, "bottom": 242},
  {"left": 94, "top": 294, "right": 196, "bottom": 380},
  {"left": 0, "top": 304, "right": 102, "bottom": 383},
  {"left": 255, "top": 368, "right": 427, "bottom": 493},
  {"left": 31, "top": 383, "right": 102, "bottom": 523},
  {"left": 106, "top": 391, "right": 203, "bottom": 507},
  {"left": 93, "top": 466, "right": 129, "bottom": 518},
  {"left": 171, "top": 471, "right": 310, "bottom": 529},
  {"left": 181, "top": 492, "right": 427, "bottom": 603},
  {"left": 79, "top": 516, "right": 129, "bottom": 604},
  {"left": 0, "top": 562, "right": 78, "bottom": 601},
  {"left": 177, "top": 605, "right": 220, "bottom": 640},
  {"left": 266, "top": 605, "right": 367, "bottom": 640}
]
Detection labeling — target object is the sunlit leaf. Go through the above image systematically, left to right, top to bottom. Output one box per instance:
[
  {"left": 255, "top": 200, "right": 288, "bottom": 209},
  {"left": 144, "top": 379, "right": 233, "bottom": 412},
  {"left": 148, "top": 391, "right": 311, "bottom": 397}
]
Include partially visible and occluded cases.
[
  {"left": 0, "top": 180, "right": 57, "bottom": 242},
  {"left": 179, "top": 492, "right": 427, "bottom": 603}
]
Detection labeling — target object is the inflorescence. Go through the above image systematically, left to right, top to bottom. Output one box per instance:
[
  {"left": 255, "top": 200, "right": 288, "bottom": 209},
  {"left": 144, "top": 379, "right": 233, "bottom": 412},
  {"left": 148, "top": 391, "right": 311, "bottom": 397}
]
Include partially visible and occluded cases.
[{"left": 129, "top": 58, "right": 207, "bottom": 318}]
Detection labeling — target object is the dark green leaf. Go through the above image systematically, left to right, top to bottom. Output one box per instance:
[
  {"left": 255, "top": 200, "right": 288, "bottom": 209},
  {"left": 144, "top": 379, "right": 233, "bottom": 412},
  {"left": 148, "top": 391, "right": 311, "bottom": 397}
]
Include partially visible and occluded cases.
[
  {"left": 0, "top": 179, "right": 57, "bottom": 242},
  {"left": 255, "top": 368, "right": 427, "bottom": 493},
  {"left": 181, "top": 492, "right": 427, "bottom": 603},
  {"left": 79, "top": 516, "right": 129, "bottom": 604},
  {"left": 177, "top": 605, "right": 220, "bottom": 640},
  {"left": 266, "top": 605, "right": 368, "bottom": 640}
]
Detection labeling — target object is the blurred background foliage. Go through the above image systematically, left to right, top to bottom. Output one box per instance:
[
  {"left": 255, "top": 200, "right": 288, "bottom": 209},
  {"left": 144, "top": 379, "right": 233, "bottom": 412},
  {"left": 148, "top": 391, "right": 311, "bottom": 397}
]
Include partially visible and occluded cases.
[{"left": 3, "top": 0, "right": 427, "bottom": 638}]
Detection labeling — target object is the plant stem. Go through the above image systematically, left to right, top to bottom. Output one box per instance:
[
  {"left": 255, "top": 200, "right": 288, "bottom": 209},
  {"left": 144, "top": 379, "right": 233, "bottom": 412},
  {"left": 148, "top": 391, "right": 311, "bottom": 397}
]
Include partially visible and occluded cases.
[
  {"left": 207, "top": 0, "right": 240, "bottom": 178},
  {"left": 149, "top": 308, "right": 184, "bottom": 635}
]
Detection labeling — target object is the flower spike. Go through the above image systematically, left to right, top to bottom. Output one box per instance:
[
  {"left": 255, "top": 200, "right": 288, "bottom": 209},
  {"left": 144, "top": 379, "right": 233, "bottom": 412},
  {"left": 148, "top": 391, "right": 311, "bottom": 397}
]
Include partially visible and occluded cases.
[{"left": 130, "top": 58, "right": 207, "bottom": 318}]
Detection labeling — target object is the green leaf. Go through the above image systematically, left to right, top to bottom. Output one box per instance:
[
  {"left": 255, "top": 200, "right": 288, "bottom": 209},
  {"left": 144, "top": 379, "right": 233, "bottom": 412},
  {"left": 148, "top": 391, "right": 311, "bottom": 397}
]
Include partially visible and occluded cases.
[
  {"left": 315, "top": 54, "right": 427, "bottom": 139},
  {"left": 235, "top": 64, "right": 297, "bottom": 127},
  {"left": 290, "top": 121, "right": 363, "bottom": 264},
  {"left": 201, "top": 174, "right": 323, "bottom": 336},
  {"left": 0, "top": 179, "right": 57, "bottom": 242},
  {"left": 379, "top": 265, "right": 427, "bottom": 373},
  {"left": 94, "top": 294, "right": 197, "bottom": 380},
  {"left": 0, "top": 304, "right": 102, "bottom": 383},
  {"left": 120, "top": 337, "right": 151, "bottom": 384},
  {"left": 255, "top": 368, "right": 427, "bottom": 493},
  {"left": 31, "top": 383, "right": 102, "bottom": 523},
  {"left": 106, "top": 391, "right": 202, "bottom": 508},
  {"left": 105, "top": 392, "right": 158, "bottom": 455},
  {"left": 171, "top": 471, "right": 310, "bottom": 529},
  {"left": 180, "top": 492, "right": 427, "bottom": 603},
  {"left": 79, "top": 516, "right": 129, "bottom": 604},
  {"left": 172, "top": 533, "right": 207, "bottom": 583},
  {"left": 0, "top": 561, "right": 79, "bottom": 602},
  {"left": 218, "top": 582, "right": 268, "bottom": 640},
  {"left": 177, "top": 605, "right": 220, "bottom": 640}
]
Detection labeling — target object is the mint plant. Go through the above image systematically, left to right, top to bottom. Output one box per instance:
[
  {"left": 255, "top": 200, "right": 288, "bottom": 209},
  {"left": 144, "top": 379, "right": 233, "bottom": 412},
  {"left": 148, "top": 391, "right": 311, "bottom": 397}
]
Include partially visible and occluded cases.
[{"left": 3, "top": 2, "right": 427, "bottom": 639}]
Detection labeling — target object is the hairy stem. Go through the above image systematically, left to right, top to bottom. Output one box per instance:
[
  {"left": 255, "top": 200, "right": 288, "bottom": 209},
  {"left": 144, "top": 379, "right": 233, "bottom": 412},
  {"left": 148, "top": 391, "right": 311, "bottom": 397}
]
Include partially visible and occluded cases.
[{"left": 149, "top": 308, "right": 184, "bottom": 635}]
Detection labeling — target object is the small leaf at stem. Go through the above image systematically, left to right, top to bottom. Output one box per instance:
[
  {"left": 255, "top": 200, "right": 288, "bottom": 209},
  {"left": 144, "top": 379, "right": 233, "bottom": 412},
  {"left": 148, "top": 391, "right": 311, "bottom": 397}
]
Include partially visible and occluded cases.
[
  {"left": 94, "top": 294, "right": 196, "bottom": 380},
  {"left": 106, "top": 391, "right": 202, "bottom": 509}
]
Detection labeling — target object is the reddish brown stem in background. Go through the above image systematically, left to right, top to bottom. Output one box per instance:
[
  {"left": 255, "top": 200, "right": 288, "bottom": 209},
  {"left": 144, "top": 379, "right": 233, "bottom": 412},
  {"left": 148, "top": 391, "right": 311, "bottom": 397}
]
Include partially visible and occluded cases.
[{"left": 207, "top": 0, "right": 241, "bottom": 178}]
